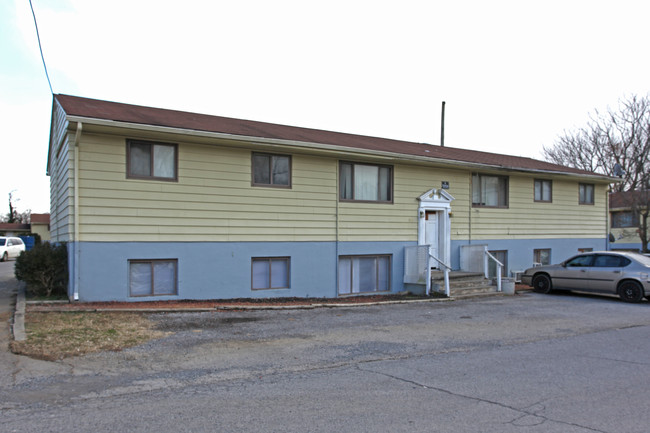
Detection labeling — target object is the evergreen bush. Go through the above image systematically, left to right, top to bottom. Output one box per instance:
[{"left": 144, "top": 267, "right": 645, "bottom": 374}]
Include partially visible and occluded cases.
[{"left": 15, "top": 242, "right": 68, "bottom": 298}]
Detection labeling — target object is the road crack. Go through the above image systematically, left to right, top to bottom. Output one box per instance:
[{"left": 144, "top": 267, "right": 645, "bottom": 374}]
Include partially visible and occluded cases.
[{"left": 358, "top": 365, "right": 609, "bottom": 433}]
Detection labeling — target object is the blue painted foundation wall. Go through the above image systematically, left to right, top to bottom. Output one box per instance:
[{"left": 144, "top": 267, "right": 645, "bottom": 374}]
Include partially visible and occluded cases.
[
  {"left": 67, "top": 237, "right": 607, "bottom": 302},
  {"left": 449, "top": 238, "right": 608, "bottom": 272},
  {"left": 68, "top": 241, "right": 412, "bottom": 302}
]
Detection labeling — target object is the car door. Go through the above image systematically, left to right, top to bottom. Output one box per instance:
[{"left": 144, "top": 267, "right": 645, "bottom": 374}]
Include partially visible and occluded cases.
[
  {"left": 8, "top": 238, "right": 24, "bottom": 259},
  {"left": 6, "top": 239, "right": 16, "bottom": 258},
  {"left": 554, "top": 254, "right": 595, "bottom": 289},
  {"left": 587, "top": 254, "right": 631, "bottom": 294}
]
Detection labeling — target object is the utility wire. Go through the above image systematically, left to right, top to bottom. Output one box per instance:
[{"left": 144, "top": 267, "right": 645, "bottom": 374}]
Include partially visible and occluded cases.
[{"left": 29, "top": 0, "right": 53, "bottom": 95}]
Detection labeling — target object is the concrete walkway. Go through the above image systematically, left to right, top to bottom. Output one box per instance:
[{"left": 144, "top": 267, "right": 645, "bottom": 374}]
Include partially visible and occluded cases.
[
  {"left": 0, "top": 262, "right": 69, "bottom": 387},
  {"left": 12, "top": 283, "right": 25, "bottom": 341}
]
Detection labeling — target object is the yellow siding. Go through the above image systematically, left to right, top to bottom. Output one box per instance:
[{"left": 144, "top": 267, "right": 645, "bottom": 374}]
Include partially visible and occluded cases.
[
  {"left": 49, "top": 127, "right": 74, "bottom": 243},
  {"left": 71, "top": 131, "right": 609, "bottom": 243},
  {"left": 77, "top": 134, "right": 338, "bottom": 242},
  {"left": 337, "top": 164, "right": 469, "bottom": 241},
  {"left": 458, "top": 175, "right": 608, "bottom": 240},
  {"left": 31, "top": 223, "right": 51, "bottom": 242}
]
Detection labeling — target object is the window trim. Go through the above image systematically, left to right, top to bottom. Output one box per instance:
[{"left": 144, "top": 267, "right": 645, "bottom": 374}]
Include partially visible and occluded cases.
[
  {"left": 126, "top": 139, "right": 178, "bottom": 182},
  {"left": 251, "top": 152, "right": 292, "bottom": 188},
  {"left": 339, "top": 161, "right": 393, "bottom": 203},
  {"left": 472, "top": 173, "right": 509, "bottom": 208},
  {"left": 534, "top": 179, "right": 553, "bottom": 203},
  {"left": 579, "top": 183, "right": 595, "bottom": 205},
  {"left": 338, "top": 254, "right": 392, "bottom": 295},
  {"left": 251, "top": 257, "right": 291, "bottom": 290},
  {"left": 128, "top": 259, "right": 178, "bottom": 297}
]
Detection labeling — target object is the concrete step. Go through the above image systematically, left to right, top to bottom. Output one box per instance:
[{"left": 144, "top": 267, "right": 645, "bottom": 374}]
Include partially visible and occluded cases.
[
  {"left": 430, "top": 271, "right": 499, "bottom": 298},
  {"left": 449, "top": 285, "right": 498, "bottom": 298}
]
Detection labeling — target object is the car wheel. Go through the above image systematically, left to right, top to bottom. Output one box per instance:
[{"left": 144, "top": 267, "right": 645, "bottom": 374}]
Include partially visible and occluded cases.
[
  {"left": 0, "top": 252, "right": 7, "bottom": 262},
  {"left": 532, "top": 274, "right": 552, "bottom": 294},
  {"left": 618, "top": 281, "right": 644, "bottom": 303}
]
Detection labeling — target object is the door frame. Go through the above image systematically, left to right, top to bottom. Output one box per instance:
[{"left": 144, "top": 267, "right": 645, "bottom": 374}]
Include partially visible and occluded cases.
[{"left": 417, "top": 188, "right": 454, "bottom": 268}]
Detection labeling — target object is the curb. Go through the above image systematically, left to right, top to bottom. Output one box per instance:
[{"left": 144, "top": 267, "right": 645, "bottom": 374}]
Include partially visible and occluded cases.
[
  {"left": 12, "top": 283, "right": 26, "bottom": 341},
  {"left": 25, "top": 297, "right": 455, "bottom": 313}
]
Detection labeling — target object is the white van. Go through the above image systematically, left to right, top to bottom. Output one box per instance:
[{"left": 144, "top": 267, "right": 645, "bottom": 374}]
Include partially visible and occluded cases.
[{"left": 0, "top": 237, "right": 25, "bottom": 261}]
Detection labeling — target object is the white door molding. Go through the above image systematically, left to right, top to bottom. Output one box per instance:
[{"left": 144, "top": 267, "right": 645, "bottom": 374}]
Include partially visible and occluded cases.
[{"left": 417, "top": 188, "right": 454, "bottom": 268}]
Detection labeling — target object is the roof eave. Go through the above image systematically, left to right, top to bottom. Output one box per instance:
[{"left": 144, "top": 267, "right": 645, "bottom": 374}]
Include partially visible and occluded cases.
[{"left": 64, "top": 115, "right": 617, "bottom": 182}]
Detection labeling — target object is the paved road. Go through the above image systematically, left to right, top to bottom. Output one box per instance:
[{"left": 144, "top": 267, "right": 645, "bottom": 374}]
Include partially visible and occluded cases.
[{"left": 1, "top": 261, "right": 650, "bottom": 432}]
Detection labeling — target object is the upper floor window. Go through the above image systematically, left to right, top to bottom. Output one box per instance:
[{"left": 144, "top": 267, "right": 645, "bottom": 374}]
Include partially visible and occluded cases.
[
  {"left": 127, "top": 140, "right": 177, "bottom": 181},
  {"left": 252, "top": 153, "right": 291, "bottom": 187},
  {"left": 339, "top": 162, "right": 392, "bottom": 202},
  {"left": 472, "top": 173, "right": 508, "bottom": 207},
  {"left": 534, "top": 179, "right": 552, "bottom": 202},
  {"left": 579, "top": 183, "right": 595, "bottom": 205},
  {"left": 611, "top": 211, "right": 639, "bottom": 228}
]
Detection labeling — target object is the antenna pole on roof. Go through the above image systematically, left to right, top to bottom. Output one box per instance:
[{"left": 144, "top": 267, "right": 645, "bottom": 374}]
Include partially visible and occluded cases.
[{"left": 440, "top": 101, "right": 446, "bottom": 147}]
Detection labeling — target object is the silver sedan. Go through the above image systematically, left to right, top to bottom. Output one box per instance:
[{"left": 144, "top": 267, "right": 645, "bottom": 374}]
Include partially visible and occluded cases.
[{"left": 522, "top": 251, "right": 650, "bottom": 303}]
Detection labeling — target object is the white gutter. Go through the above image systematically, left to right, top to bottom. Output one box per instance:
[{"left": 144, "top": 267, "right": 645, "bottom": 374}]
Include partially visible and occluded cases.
[
  {"left": 64, "top": 115, "right": 619, "bottom": 183},
  {"left": 73, "top": 122, "right": 82, "bottom": 301}
]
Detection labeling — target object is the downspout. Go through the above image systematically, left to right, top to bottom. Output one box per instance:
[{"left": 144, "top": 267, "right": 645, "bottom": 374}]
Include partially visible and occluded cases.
[
  {"left": 73, "top": 122, "right": 82, "bottom": 301},
  {"left": 335, "top": 162, "right": 339, "bottom": 297},
  {"left": 468, "top": 172, "right": 472, "bottom": 244},
  {"left": 605, "top": 185, "right": 611, "bottom": 251}
]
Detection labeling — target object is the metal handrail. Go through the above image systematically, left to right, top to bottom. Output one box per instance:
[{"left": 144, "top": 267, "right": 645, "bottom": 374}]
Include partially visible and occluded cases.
[
  {"left": 484, "top": 249, "right": 504, "bottom": 292},
  {"left": 428, "top": 253, "right": 452, "bottom": 297}
]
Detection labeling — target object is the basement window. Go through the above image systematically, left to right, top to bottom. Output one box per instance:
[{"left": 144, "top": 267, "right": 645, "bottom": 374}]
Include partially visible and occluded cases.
[
  {"left": 338, "top": 255, "right": 391, "bottom": 295},
  {"left": 252, "top": 257, "right": 290, "bottom": 290},
  {"left": 129, "top": 259, "right": 178, "bottom": 297}
]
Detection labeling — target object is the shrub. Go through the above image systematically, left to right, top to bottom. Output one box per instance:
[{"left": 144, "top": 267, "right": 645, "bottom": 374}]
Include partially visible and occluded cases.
[{"left": 15, "top": 242, "right": 68, "bottom": 298}]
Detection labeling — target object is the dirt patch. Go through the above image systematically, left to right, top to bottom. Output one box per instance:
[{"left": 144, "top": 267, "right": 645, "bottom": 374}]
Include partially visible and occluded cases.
[{"left": 10, "top": 311, "right": 168, "bottom": 361}]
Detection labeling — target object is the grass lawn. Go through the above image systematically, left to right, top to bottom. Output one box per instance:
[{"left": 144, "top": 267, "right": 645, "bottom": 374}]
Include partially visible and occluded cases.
[{"left": 11, "top": 311, "right": 167, "bottom": 360}]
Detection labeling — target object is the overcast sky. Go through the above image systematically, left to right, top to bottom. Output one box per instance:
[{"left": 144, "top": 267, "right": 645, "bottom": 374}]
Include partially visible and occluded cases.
[{"left": 1, "top": 0, "right": 649, "bottom": 216}]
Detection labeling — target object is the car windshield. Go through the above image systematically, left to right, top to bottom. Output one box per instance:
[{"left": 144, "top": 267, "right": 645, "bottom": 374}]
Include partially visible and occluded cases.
[{"left": 0, "top": 239, "right": 5, "bottom": 246}]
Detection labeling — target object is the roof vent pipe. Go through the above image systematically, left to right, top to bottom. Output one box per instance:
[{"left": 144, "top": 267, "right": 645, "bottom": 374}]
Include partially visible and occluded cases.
[{"left": 440, "top": 101, "right": 446, "bottom": 147}]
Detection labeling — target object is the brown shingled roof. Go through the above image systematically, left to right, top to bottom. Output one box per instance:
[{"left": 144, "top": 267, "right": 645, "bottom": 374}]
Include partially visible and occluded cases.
[
  {"left": 54, "top": 94, "right": 606, "bottom": 177},
  {"left": 610, "top": 191, "right": 650, "bottom": 208},
  {"left": 30, "top": 213, "right": 50, "bottom": 224},
  {"left": 0, "top": 223, "right": 30, "bottom": 232}
]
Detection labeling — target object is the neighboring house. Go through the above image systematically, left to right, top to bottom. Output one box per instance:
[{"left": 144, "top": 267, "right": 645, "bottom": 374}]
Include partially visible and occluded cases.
[
  {"left": 47, "top": 94, "right": 616, "bottom": 302},
  {"left": 609, "top": 191, "right": 649, "bottom": 252},
  {"left": 29, "top": 213, "right": 51, "bottom": 242},
  {"left": 0, "top": 214, "right": 50, "bottom": 241},
  {"left": 0, "top": 223, "right": 31, "bottom": 237}
]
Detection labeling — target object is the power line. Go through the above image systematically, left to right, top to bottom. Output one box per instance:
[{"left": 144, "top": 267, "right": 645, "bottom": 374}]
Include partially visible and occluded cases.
[{"left": 29, "top": 0, "right": 53, "bottom": 94}]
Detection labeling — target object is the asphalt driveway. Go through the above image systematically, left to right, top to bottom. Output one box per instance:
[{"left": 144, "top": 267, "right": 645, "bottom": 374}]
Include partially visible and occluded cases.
[{"left": 2, "top": 261, "right": 650, "bottom": 432}]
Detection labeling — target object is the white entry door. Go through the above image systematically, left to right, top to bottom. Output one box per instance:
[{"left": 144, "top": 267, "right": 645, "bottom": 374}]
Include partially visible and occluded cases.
[{"left": 425, "top": 211, "right": 439, "bottom": 267}]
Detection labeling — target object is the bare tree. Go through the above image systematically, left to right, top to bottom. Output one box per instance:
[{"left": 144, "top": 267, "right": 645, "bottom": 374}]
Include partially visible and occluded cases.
[
  {"left": 543, "top": 94, "right": 650, "bottom": 252},
  {"left": 2, "top": 191, "right": 31, "bottom": 224},
  {"left": 6, "top": 191, "right": 18, "bottom": 223}
]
